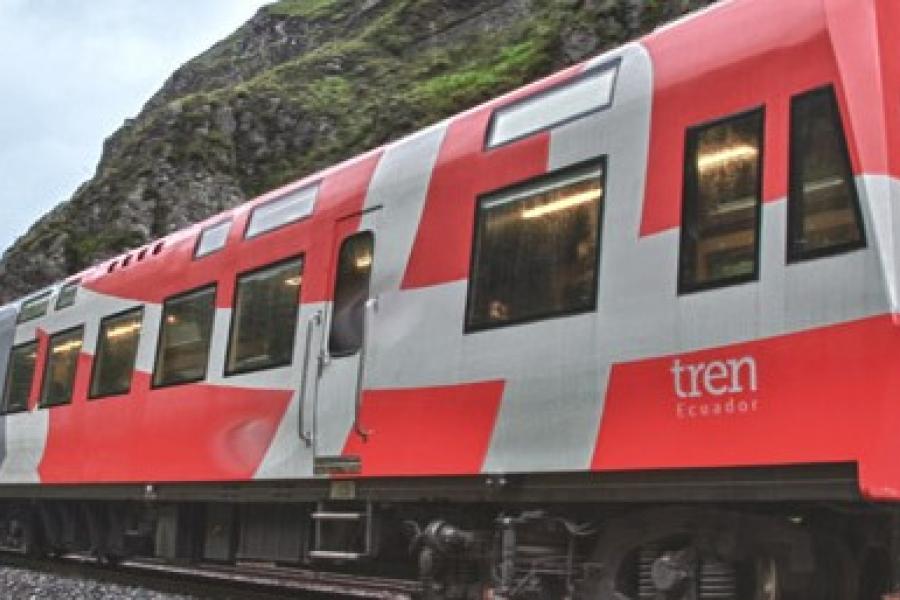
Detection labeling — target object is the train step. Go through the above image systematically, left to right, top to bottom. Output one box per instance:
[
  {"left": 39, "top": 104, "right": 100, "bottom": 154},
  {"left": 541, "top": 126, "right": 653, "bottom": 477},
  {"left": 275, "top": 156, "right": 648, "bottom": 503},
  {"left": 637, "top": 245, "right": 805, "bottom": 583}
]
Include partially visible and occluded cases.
[
  {"left": 313, "top": 455, "right": 361, "bottom": 475},
  {"left": 309, "top": 501, "right": 374, "bottom": 562},
  {"left": 311, "top": 511, "right": 366, "bottom": 521},
  {"left": 307, "top": 550, "right": 368, "bottom": 561}
]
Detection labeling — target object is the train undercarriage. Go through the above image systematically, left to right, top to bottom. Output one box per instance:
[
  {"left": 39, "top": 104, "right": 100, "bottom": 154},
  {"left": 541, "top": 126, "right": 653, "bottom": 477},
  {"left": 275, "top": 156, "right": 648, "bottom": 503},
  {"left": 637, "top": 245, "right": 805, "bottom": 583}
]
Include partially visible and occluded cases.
[{"left": 0, "top": 466, "right": 894, "bottom": 599}]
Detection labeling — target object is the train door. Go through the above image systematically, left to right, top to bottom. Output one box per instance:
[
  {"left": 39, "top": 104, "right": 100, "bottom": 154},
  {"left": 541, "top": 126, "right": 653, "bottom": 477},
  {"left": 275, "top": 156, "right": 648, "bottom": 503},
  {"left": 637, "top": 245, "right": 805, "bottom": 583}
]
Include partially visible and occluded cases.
[{"left": 311, "top": 208, "right": 381, "bottom": 474}]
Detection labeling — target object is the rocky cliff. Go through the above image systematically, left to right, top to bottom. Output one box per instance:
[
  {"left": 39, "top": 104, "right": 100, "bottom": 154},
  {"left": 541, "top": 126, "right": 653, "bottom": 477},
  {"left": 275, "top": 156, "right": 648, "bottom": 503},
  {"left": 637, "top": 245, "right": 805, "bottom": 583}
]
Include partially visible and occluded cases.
[{"left": 0, "top": 0, "right": 713, "bottom": 303}]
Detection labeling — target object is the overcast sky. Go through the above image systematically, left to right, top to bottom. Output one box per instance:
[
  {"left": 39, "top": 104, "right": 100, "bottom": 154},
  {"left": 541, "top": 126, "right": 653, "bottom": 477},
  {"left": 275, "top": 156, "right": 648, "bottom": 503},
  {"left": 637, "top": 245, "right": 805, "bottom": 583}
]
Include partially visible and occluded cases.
[{"left": 0, "top": 0, "right": 272, "bottom": 256}]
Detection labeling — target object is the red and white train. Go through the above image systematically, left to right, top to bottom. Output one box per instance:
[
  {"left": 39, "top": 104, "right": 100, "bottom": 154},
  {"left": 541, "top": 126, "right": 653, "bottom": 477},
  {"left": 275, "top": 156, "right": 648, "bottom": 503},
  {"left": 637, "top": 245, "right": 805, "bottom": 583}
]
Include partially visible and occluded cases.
[{"left": 1, "top": 0, "right": 898, "bottom": 597}]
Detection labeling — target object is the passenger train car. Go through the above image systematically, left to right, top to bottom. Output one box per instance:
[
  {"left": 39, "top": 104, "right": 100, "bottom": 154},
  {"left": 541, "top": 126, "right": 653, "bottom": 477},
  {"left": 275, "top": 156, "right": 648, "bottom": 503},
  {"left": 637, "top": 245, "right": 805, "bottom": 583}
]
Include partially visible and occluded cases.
[{"left": 0, "top": 0, "right": 898, "bottom": 597}]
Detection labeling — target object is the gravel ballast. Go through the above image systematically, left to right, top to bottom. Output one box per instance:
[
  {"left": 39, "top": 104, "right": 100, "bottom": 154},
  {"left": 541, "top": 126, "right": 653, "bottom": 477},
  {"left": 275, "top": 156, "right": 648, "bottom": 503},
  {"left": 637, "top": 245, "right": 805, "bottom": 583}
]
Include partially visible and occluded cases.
[{"left": 0, "top": 564, "right": 199, "bottom": 600}]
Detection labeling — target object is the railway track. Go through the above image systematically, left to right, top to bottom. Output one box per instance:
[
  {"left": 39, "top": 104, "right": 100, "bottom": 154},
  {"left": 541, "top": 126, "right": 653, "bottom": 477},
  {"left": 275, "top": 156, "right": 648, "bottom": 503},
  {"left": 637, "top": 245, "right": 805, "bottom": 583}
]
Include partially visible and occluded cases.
[{"left": 0, "top": 550, "right": 421, "bottom": 599}]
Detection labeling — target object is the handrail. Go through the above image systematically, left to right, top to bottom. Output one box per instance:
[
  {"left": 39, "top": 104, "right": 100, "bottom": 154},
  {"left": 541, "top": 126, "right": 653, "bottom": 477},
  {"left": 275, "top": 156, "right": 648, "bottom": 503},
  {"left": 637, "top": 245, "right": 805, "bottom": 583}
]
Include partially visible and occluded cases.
[
  {"left": 353, "top": 297, "right": 378, "bottom": 441},
  {"left": 299, "top": 310, "right": 322, "bottom": 446}
]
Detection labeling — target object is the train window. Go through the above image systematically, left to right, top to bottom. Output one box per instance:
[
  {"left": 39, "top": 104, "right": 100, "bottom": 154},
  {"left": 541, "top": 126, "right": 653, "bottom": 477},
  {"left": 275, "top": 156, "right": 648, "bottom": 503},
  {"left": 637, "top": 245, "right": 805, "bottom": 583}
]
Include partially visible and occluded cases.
[
  {"left": 486, "top": 61, "right": 619, "bottom": 149},
  {"left": 788, "top": 86, "right": 865, "bottom": 261},
  {"left": 679, "top": 108, "right": 764, "bottom": 294},
  {"left": 466, "top": 161, "right": 604, "bottom": 331},
  {"left": 245, "top": 184, "right": 318, "bottom": 239},
  {"left": 195, "top": 219, "right": 232, "bottom": 259},
  {"left": 329, "top": 232, "right": 374, "bottom": 356},
  {"left": 226, "top": 257, "right": 303, "bottom": 375},
  {"left": 55, "top": 280, "right": 80, "bottom": 310},
  {"left": 153, "top": 285, "right": 217, "bottom": 387},
  {"left": 18, "top": 292, "right": 51, "bottom": 324},
  {"left": 90, "top": 308, "right": 143, "bottom": 399},
  {"left": 40, "top": 326, "right": 84, "bottom": 408},
  {"left": 2, "top": 341, "right": 38, "bottom": 414}
]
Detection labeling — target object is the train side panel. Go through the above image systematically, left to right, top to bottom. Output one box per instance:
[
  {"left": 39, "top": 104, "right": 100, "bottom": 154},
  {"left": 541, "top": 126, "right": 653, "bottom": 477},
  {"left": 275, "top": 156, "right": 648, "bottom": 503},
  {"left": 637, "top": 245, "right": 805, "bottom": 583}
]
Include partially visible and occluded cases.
[{"left": 0, "top": 0, "right": 899, "bottom": 500}]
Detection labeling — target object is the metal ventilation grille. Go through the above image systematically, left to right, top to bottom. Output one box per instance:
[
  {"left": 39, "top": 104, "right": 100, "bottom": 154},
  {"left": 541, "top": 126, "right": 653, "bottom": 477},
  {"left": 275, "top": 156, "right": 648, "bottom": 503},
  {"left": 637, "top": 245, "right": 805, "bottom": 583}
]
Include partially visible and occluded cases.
[
  {"left": 637, "top": 546, "right": 659, "bottom": 599},
  {"left": 637, "top": 547, "right": 737, "bottom": 600},
  {"left": 698, "top": 560, "right": 737, "bottom": 599}
]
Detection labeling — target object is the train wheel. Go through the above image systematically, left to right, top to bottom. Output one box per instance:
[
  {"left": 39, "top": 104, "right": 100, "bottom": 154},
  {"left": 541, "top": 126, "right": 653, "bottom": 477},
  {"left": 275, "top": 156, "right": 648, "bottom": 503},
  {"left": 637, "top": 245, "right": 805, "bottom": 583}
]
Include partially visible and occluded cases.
[{"left": 578, "top": 508, "right": 855, "bottom": 600}]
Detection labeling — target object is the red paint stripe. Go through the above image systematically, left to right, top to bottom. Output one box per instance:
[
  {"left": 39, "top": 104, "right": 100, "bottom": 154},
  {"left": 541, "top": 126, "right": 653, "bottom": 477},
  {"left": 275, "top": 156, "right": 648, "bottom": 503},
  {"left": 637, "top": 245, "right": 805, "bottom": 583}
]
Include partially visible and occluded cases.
[
  {"left": 823, "top": 0, "right": 887, "bottom": 177},
  {"left": 874, "top": 0, "right": 900, "bottom": 179},
  {"left": 591, "top": 315, "right": 900, "bottom": 500},
  {"left": 28, "top": 330, "right": 49, "bottom": 411},
  {"left": 39, "top": 364, "right": 291, "bottom": 483},
  {"left": 341, "top": 381, "right": 505, "bottom": 477}
]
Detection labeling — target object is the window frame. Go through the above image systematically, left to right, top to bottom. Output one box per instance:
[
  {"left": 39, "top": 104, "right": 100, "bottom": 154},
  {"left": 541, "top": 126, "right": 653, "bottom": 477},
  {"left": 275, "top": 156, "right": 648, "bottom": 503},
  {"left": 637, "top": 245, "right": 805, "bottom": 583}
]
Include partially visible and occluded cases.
[
  {"left": 485, "top": 59, "right": 621, "bottom": 151},
  {"left": 786, "top": 85, "right": 866, "bottom": 264},
  {"left": 677, "top": 106, "right": 766, "bottom": 296},
  {"left": 463, "top": 157, "right": 607, "bottom": 333},
  {"left": 194, "top": 219, "right": 233, "bottom": 260},
  {"left": 328, "top": 231, "right": 375, "bottom": 359},
  {"left": 224, "top": 255, "right": 304, "bottom": 377},
  {"left": 151, "top": 283, "right": 218, "bottom": 390},
  {"left": 88, "top": 306, "right": 145, "bottom": 400},
  {"left": 39, "top": 324, "right": 85, "bottom": 408},
  {"left": 2, "top": 340, "right": 39, "bottom": 414}
]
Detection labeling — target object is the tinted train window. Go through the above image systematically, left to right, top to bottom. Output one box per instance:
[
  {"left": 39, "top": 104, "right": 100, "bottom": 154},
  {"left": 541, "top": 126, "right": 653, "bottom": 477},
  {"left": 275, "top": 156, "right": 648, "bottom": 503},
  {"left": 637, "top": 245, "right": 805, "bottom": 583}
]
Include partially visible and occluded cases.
[
  {"left": 487, "top": 62, "right": 619, "bottom": 148},
  {"left": 788, "top": 87, "right": 865, "bottom": 261},
  {"left": 679, "top": 109, "right": 763, "bottom": 293},
  {"left": 466, "top": 162, "right": 604, "bottom": 331},
  {"left": 245, "top": 185, "right": 318, "bottom": 239},
  {"left": 195, "top": 219, "right": 232, "bottom": 259},
  {"left": 329, "top": 232, "right": 374, "bottom": 356},
  {"left": 226, "top": 258, "right": 302, "bottom": 375},
  {"left": 56, "top": 280, "right": 79, "bottom": 310},
  {"left": 154, "top": 286, "right": 216, "bottom": 387},
  {"left": 18, "top": 292, "right": 51, "bottom": 324},
  {"left": 90, "top": 308, "right": 143, "bottom": 398},
  {"left": 41, "top": 327, "right": 83, "bottom": 407},
  {"left": 3, "top": 341, "right": 38, "bottom": 413}
]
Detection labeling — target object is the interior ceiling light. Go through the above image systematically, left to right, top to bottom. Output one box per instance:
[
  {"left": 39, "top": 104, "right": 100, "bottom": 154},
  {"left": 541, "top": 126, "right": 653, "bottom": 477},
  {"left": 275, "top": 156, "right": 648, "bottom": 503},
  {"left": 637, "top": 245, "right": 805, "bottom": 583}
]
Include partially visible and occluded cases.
[
  {"left": 696, "top": 144, "right": 758, "bottom": 173},
  {"left": 521, "top": 188, "right": 602, "bottom": 220},
  {"left": 355, "top": 255, "right": 373, "bottom": 270},
  {"left": 106, "top": 322, "right": 141, "bottom": 340},
  {"left": 52, "top": 339, "right": 83, "bottom": 355}
]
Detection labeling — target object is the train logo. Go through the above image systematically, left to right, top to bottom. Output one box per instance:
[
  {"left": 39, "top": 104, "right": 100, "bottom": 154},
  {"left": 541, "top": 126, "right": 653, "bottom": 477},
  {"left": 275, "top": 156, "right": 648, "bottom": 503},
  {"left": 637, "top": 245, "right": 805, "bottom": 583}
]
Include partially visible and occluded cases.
[{"left": 670, "top": 356, "right": 760, "bottom": 420}]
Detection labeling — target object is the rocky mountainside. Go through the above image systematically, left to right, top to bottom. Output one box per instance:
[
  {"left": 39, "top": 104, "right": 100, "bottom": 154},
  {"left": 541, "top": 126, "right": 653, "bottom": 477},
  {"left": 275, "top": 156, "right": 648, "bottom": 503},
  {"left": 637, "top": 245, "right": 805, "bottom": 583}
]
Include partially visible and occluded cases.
[{"left": 0, "top": 0, "right": 713, "bottom": 303}]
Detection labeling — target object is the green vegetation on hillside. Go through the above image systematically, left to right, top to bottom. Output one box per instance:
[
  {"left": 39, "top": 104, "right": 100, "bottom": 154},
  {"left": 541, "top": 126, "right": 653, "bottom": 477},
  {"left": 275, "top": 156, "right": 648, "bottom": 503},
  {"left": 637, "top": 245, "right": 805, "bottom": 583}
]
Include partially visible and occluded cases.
[{"left": 167, "top": 0, "right": 580, "bottom": 195}]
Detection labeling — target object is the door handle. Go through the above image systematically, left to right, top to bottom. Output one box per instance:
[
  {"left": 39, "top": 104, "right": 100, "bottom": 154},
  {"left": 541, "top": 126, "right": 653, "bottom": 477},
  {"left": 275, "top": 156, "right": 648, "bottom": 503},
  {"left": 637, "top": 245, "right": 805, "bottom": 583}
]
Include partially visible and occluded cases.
[
  {"left": 353, "top": 297, "right": 378, "bottom": 441},
  {"left": 299, "top": 310, "right": 322, "bottom": 447}
]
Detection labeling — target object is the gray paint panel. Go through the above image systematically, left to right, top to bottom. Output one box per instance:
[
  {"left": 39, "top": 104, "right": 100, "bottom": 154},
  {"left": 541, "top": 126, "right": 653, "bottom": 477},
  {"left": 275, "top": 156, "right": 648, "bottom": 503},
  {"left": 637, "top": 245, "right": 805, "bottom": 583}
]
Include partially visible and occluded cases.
[
  {"left": 483, "top": 43, "right": 655, "bottom": 472},
  {"left": 365, "top": 123, "right": 448, "bottom": 293},
  {"left": 0, "top": 305, "right": 17, "bottom": 466}
]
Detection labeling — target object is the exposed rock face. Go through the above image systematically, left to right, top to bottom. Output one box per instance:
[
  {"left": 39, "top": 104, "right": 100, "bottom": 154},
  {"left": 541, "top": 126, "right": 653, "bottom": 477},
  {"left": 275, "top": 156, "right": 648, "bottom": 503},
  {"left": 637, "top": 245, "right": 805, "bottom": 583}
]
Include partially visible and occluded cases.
[{"left": 0, "top": 0, "right": 714, "bottom": 303}]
